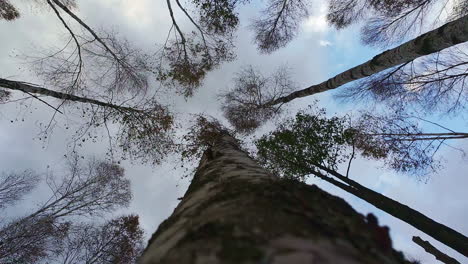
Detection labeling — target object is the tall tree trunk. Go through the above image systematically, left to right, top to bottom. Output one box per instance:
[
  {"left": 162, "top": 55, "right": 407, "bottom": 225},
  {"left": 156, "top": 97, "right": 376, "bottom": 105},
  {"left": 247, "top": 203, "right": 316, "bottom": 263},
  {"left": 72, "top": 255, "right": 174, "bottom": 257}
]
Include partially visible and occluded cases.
[
  {"left": 268, "top": 15, "right": 468, "bottom": 106},
  {"left": 0, "top": 78, "right": 142, "bottom": 113},
  {"left": 140, "top": 134, "right": 415, "bottom": 263},
  {"left": 309, "top": 166, "right": 468, "bottom": 257}
]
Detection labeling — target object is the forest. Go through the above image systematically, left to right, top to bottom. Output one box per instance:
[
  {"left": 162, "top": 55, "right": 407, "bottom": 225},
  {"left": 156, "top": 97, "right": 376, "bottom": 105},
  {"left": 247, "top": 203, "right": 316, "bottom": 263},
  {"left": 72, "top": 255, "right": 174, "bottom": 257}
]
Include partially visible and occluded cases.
[{"left": 0, "top": 0, "right": 467, "bottom": 263}]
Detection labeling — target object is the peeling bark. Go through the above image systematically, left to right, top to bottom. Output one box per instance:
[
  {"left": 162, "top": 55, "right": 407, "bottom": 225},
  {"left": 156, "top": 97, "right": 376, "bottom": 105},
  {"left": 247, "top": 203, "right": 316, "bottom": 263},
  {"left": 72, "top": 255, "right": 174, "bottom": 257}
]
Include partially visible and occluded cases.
[{"left": 141, "top": 134, "right": 416, "bottom": 263}]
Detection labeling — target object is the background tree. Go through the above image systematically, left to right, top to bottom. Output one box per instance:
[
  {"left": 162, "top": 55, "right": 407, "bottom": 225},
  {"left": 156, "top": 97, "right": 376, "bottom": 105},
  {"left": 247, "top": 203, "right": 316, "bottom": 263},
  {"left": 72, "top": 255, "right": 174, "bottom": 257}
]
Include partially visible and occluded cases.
[
  {"left": 0, "top": 0, "right": 176, "bottom": 165},
  {"left": 153, "top": 0, "right": 241, "bottom": 97},
  {"left": 251, "top": 0, "right": 310, "bottom": 53},
  {"left": 326, "top": 0, "right": 468, "bottom": 116},
  {"left": 327, "top": 0, "right": 468, "bottom": 47},
  {"left": 221, "top": 16, "right": 468, "bottom": 132},
  {"left": 338, "top": 45, "right": 468, "bottom": 114},
  {"left": 220, "top": 65, "right": 295, "bottom": 133},
  {"left": 0, "top": 78, "right": 175, "bottom": 165},
  {"left": 254, "top": 109, "right": 468, "bottom": 256},
  {"left": 350, "top": 110, "right": 468, "bottom": 177},
  {"left": 0, "top": 156, "right": 132, "bottom": 263},
  {"left": 0, "top": 170, "right": 39, "bottom": 209},
  {"left": 54, "top": 214, "right": 144, "bottom": 264},
  {"left": 412, "top": 236, "right": 461, "bottom": 264}
]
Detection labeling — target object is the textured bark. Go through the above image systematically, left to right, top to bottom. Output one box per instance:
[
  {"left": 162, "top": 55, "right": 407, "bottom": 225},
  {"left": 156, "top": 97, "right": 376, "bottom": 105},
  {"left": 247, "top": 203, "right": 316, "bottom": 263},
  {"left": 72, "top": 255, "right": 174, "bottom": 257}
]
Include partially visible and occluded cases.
[
  {"left": 268, "top": 15, "right": 468, "bottom": 106},
  {"left": 0, "top": 78, "right": 142, "bottom": 113},
  {"left": 140, "top": 134, "right": 415, "bottom": 263},
  {"left": 310, "top": 167, "right": 468, "bottom": 257},
  {"left": 412, "top": 236, "right": 461, "bottom": 264}
]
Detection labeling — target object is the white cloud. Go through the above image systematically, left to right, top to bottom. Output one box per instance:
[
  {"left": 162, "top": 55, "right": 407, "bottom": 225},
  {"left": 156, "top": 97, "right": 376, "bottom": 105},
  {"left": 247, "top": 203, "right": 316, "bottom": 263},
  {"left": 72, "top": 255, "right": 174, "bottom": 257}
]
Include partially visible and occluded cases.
[
  {"left": 302, "top": 1, "right": 329, "bottom": 33},
  {"left": 303, "top": 14, "right": 328, "bottom": 33},
  {"left": 319, "top": 40, "right": 332, "bottom": 47}
]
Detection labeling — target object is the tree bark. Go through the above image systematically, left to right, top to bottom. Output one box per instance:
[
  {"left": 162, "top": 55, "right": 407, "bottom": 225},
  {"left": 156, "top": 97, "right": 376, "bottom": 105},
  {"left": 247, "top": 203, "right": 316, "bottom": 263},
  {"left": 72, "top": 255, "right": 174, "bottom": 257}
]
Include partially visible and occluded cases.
[
  {"left": 268, "top": 15, "right": 468, "bottom": 106},
  {"left": 0, "top": 78, "right": 142, "bottom": 113},
  {"left": 140, "top": 134, "right": 415, "bottom": 263},
  {"left": 309, "top": 166, "right": 468, "bottom": 257}
]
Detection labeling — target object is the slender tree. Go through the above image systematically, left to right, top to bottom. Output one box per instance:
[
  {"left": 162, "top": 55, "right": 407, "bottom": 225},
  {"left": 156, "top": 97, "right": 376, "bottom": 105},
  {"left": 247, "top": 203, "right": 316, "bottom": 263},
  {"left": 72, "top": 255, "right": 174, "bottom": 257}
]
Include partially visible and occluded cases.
[
  {"left": 327, "top": 0, "right": 468, "bottom": 47},
  {"left": 221, "top": 15, "right": 468, "bottom": 131},
  {"left": 268, "top": 15, "right": 468, "bottom": 105},
  {"left": 337, "top": 45, "right": 468, "bottom": 113},
  {"left": 0, "top": 78, "right": 175, "bottom": 165},
  {"left": 350, "top": 111, "right": 468, "bottom": 176},
  {"left": 140, "top": 131, "right": 416, "bottom": 263}
]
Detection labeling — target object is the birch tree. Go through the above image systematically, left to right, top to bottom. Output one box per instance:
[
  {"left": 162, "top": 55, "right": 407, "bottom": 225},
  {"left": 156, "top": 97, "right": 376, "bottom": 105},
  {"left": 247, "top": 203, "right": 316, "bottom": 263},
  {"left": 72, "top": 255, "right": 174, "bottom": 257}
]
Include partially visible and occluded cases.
[
  {"left": 327, "top": 0, "right": 468, "bottom": 47},
  {"left": 0, "top": 1, "right": 176, "bottom": 164},
  {"left": 220, "top": 15, "right": 468, "bottom": 132},
  {"left": 0, "top": 78, "right": 175, "bottom": 165},
  {"left": 140, "top": 130, "right": 418, "bottom": 263}
]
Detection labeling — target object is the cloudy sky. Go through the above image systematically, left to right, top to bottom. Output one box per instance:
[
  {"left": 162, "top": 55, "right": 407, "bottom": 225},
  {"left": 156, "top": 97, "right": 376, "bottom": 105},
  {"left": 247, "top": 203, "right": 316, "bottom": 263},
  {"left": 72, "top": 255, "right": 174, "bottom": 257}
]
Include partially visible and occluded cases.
[{"left": 1, "top": 0, "right": 467, "bottom": 263}]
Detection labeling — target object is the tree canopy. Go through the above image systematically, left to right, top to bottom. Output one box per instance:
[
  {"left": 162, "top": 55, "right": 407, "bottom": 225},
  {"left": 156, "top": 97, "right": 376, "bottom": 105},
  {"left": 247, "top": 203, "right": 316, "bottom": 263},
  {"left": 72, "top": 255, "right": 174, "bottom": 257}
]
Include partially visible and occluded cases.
[{"left": 1, "top": 0, "right": 467, "bottom": 262}]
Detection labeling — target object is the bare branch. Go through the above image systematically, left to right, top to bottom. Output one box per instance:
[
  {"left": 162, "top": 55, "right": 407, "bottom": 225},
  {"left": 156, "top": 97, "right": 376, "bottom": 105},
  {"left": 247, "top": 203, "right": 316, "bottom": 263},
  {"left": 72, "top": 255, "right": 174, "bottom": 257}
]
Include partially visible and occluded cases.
[
  {"left": 251, "top": 0, "right": 309, "bottom": 53},
  {"left": 220, "top": 65, "right": 295, "bottom": 133},
  {"left": 0, "top": 157, "right": 132, "bottom": 263},
  {"left": 0, "top": 171, "right": 39, "bottom": 209}
]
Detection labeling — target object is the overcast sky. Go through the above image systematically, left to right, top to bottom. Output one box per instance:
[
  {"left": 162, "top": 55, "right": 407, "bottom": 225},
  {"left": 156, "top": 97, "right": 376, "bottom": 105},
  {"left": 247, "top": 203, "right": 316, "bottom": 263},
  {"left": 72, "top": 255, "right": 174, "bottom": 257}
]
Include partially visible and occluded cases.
[{"left": 1, "top": 0, "right": 467, "bottom": 263}]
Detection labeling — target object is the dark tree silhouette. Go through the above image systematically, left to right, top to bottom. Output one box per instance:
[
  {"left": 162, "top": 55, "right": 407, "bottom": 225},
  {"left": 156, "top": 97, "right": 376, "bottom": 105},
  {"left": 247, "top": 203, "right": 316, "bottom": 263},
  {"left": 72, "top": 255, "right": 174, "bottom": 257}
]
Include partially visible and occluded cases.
[{"left": 412, "top": 236, "right": 461, "bottom": 264}]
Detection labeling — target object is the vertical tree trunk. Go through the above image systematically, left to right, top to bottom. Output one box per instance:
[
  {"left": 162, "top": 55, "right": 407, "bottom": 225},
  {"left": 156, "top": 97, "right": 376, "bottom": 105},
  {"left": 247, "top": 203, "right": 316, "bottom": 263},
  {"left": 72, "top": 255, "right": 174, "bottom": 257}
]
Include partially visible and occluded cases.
[{"left": 140, "top": 134, "right": 415, "bottom": 263}]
